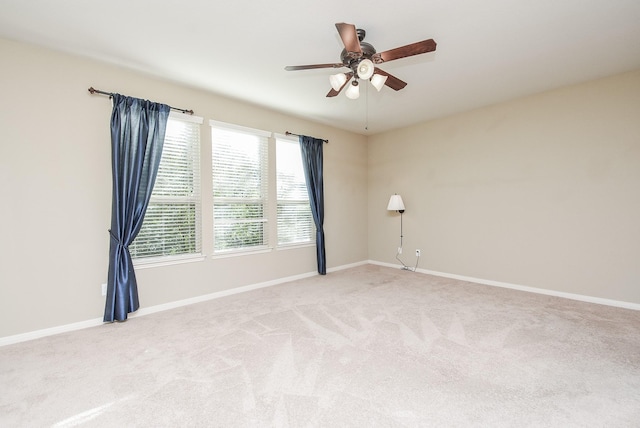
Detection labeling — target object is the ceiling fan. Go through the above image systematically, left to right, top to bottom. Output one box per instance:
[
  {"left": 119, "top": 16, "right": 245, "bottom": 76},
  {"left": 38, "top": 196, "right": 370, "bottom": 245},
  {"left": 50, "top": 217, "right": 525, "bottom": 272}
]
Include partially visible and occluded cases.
[{"left": 285, "top": 22, "right": 437, "bottom": 99}]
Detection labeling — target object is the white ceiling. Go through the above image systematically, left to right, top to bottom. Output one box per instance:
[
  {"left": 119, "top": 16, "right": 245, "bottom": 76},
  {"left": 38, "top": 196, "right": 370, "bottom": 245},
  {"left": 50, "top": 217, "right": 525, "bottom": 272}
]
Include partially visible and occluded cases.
[{"left": 1, "top": 0, "right": 639, "bottom": 135}]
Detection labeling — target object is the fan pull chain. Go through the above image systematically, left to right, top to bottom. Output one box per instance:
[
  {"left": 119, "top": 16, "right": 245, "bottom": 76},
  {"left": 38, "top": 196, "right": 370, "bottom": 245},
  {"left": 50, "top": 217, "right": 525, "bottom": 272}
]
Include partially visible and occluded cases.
[{"left": 365, "top": 83, "right": 369, "bottom": 131}]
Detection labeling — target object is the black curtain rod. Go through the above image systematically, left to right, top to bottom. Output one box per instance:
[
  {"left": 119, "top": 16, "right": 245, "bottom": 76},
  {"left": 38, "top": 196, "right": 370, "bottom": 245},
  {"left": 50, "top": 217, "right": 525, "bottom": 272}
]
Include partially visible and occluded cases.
[
  {"left": 88, "top": 87, "right": 194, "bottom": 115},
  {"left": 285, "top": 131, "right": 328, "bottom": 143}
]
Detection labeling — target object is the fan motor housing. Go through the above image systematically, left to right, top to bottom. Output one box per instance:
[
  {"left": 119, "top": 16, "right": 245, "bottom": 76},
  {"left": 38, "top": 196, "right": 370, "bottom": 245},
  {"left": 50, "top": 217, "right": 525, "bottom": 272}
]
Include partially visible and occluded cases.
[{"left": 340, "top": 41, "right": 377, "bottom": 66}]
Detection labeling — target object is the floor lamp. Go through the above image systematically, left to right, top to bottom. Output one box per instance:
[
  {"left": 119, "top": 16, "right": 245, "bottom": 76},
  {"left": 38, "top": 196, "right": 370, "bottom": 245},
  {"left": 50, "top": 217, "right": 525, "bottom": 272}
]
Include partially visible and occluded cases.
[{"left": 387, "top": 194, "right": 410, "bottom": 270}]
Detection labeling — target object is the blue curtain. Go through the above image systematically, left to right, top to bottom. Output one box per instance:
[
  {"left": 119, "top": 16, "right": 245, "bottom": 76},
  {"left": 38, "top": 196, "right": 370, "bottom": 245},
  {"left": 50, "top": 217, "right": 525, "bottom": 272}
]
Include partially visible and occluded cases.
[
  {"left": 104, "top": 94, "right": 170, "bottom": 322},
  {"left": 299, "top": 136, "right": 326, "bottom": 275}
]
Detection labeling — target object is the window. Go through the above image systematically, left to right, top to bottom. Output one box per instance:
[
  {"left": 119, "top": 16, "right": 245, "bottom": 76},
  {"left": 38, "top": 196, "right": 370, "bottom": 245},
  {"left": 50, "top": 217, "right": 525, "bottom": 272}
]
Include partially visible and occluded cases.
[
  {"left": 130, "top": 112, "right": 202, "bottom": 260},
  {"left": 211, "top": 121, "right": 269, "bottom": 253},
  {"left": 276, "top": 136, "right": 314, "bottom": 246}
]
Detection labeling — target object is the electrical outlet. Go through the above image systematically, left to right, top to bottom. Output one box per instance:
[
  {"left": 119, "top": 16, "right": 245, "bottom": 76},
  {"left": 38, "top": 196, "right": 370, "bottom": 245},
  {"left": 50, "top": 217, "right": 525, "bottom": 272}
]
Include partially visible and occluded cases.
[
  {"left": 398, "top": 247, "right": 403, "bottom": 254},
  {"left": 416, "top": 249, "right": 421, "bottom": 257},
  {"left": 101, "top": 283, "right": 107, "bottom": 296}
]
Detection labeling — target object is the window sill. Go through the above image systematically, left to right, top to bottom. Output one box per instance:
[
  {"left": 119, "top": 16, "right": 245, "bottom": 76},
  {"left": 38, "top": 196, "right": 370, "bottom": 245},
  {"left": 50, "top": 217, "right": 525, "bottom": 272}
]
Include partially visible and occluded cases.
[
  {"left": 276, "top": 242, "right": 315, "bottom": 251},
  {"left": 211, "top": 246, "right": 273, "bottom": 259},
  {"left": 133, "top": 253, "right": 206, "bottom": 269}
]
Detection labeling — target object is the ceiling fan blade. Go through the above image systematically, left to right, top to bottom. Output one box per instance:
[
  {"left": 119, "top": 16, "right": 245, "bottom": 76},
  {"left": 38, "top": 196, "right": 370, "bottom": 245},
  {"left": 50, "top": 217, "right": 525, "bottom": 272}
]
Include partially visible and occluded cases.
[
  {"left": 335, "top": 22, "right": 362, "bottom": 55},
  {"left": 375, "top": 39, "right": 437, "bottom": 63},
  {"left": 285, "top": 63, "right": 346, "bottom": 71},
  {"left": 373, "top": 68, "right": 407, "bottom": 91},
  {"left": 326, "top": 72, "right": 354, "bottom": 97}
]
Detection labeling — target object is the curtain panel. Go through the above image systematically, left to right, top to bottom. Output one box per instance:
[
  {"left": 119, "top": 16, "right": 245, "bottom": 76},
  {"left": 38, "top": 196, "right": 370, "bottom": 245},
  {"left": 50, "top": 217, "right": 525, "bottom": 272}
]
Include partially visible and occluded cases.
[
  {"left": 104, "top": 94, "right": 170, "bottom": 322},
  {"left": 299, "top": 136, "right": 326, "bottom": 275}
]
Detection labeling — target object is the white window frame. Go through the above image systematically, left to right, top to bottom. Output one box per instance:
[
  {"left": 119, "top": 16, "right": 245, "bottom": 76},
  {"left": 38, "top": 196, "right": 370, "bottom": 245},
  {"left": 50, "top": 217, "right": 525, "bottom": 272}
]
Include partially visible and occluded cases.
[
  {"left": 131, "top": 112, "right": 204, "bottom": 268},
  {"left": 210, "top": 120, "right": 270, "bottom": 256},
  {"left": 275, "top": 134, "right": 315, "bottom": 248}
]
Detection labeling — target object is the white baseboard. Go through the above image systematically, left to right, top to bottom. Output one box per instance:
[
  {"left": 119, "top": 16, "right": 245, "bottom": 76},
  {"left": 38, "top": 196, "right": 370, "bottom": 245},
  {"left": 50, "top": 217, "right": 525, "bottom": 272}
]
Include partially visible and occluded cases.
[
  {"left": 8, "top": 258, "right": 633, "bottom": 347},
  {"left": 0, "top": 260, "right": 368, "bottom": 347},
  {"left": 327, "top": 260, "right": 369, "bottom": 273},
  {"left": 369, "top": 260, "right": 640, "bottom": 311},
  {"left": 0, "top": 318, "right": 106, "bottom": 348}
]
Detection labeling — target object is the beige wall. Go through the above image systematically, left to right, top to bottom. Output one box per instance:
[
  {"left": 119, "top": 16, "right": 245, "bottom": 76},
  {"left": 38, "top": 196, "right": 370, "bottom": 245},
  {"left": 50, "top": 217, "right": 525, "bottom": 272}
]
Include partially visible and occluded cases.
[
  {"left": 1, "top": 35, "right": 638, "bottom": 340},
  {"left": 0, "top": 38, "right": 368, "bottom": 338},
  {"left": 368, "top": 70, "right": 640, "bottom": 304}
]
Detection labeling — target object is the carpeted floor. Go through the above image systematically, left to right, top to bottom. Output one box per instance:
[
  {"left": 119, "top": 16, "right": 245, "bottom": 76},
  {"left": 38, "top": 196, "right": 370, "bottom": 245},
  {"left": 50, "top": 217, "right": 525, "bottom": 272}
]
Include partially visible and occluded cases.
[{"left": 1, "top": 264, "right": 639, "bottom": 427}]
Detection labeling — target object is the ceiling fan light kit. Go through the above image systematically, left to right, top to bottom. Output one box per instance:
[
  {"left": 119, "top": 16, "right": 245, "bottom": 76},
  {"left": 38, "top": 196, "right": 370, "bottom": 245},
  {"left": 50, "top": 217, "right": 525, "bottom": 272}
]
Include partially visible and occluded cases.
[
  {"left": 285, "top": 22, "right": 436, "bottom": 99},
  {"left": 357, "top": 59, "right": 374, "bottom": 80},
  {"left": 329, "top": 73, "right": 348, "bottom": 91},
  {"left": 370, "top": 74, "right": 388, "bottom": 92},
  {"left": 345, "top": 80, "right": 360, "bottom": 99}
]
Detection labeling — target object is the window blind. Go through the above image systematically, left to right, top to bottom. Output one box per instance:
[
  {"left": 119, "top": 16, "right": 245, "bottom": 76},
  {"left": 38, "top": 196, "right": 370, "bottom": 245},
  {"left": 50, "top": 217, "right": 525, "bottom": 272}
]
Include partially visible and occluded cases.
[
  {"left": 130, "top": 113, "right": 202, "bottom": 259},
  {"left": 211, "top": 121, "right": 269, "bottom": 252},
  {"left": 276, "top": 137, "right": 314, "bottom": 246}
]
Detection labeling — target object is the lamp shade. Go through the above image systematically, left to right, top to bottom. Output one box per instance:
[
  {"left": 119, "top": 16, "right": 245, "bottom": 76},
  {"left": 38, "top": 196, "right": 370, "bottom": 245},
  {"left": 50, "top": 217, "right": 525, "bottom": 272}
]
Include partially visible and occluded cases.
[
  {"left": 357, "top": 59, "right": 374, "bottom": 80},
  {"left": 329, "top": 73, "right": 348, "bottom": 91},
  {"left": 370, "top": 73, "right": 388, "bottom": 91},
  {"left": 345, "top": 80, "right": 360, "bottom": 99},
  {"left": 387, "top": 194, "right": 405, "bottom": 211}
]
